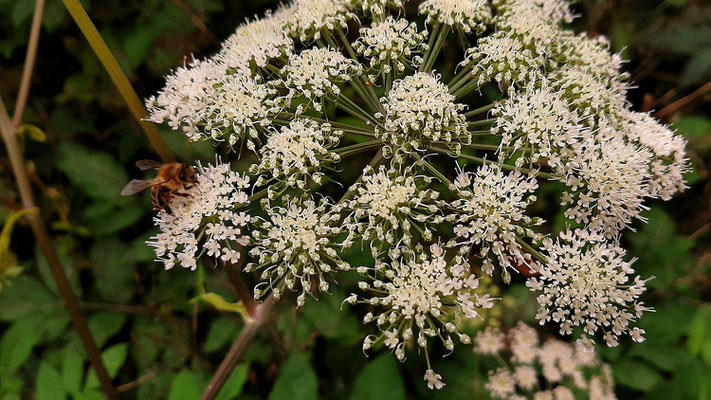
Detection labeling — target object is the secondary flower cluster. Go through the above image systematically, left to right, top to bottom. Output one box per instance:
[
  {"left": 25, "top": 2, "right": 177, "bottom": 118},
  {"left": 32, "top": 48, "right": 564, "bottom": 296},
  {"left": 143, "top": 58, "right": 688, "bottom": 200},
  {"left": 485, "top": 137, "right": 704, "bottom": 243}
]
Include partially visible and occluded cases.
[
  {"left": 142, "top": 0, "right": 689, "bottom": 391},
  {"left": 475, "top": 323, "right": 617, "bottom": 400}
]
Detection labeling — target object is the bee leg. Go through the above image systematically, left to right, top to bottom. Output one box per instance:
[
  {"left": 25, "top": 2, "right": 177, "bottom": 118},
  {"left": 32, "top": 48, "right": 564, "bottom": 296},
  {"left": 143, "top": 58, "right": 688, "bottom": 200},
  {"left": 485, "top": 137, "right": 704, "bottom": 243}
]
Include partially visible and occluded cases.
[
  {"left": 173, "top": 192, "right": 191, "bottom": 198},
  {"left": 164, "top": 205, "right": 173, "bottom": 215}
]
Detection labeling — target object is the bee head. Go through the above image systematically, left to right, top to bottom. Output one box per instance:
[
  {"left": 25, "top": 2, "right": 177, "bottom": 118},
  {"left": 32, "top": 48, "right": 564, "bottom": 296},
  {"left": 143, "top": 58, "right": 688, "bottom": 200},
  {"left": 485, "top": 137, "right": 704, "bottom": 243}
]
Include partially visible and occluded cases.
[{"left": 178, "top": 164, "right": 198, "bottom": 184}]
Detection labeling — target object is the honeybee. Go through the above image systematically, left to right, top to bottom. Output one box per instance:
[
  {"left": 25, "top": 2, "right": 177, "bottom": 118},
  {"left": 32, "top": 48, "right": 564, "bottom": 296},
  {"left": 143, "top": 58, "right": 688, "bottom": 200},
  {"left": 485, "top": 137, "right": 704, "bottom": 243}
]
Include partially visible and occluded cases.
[{"left": 120, "top": 160, "right": 198, "bottom": 215}]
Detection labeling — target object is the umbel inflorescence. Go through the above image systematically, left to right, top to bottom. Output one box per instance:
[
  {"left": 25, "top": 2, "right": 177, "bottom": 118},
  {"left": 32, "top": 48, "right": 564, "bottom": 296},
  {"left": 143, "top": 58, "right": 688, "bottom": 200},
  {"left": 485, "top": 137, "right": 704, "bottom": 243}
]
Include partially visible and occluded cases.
[{"left": 143, "top": 0, "right": 689, "bottom": 390}]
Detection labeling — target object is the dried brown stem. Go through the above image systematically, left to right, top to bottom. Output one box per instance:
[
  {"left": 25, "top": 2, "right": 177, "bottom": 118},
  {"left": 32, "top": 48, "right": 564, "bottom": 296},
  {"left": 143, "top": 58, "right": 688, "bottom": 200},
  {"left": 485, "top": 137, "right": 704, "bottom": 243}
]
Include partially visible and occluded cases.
[
  {"left": 12, "top": 0, "right": 45, "bottom": 127},
  {"left": 655, "top": 80, "right": 711, "bottom": 119},
  {"left": 0, "top": 95, "right": 119, "bottom": 399},
  {"left": 224, "top": 259, "right": 258, "bottom": 318},
  {"left": 200, "top": 295, "right": 277, "bottom": 400}
]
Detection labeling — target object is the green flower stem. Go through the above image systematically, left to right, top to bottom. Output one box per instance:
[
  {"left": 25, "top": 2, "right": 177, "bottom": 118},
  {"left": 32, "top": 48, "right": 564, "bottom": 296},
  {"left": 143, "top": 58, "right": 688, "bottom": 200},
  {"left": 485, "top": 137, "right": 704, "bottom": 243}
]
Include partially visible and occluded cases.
[
  {"left": 61, "top": 0, "right": 174, "bottom": 163},
  {"left": 420, "top": 22, "right": 441, "bottom": 72},
  {"left": 421, "top": 24, "right": 450, "bottom": 73},
  {"left": 334, "top": 29, "right": 383, "bottom": 111},
  {"left": 447, "top": 67, "right": 472, "bottom": 92},
  {"left": 453, "top": 79, "right": 482, "bottom": 100},
  {"left": 334, "top": 95, "right": 380, "bottom": 126},
  {"left": 464, "top": 103, "right": 496, "bottom": 118},
  {"left": 468, "top": 118, "right": 496, "bottom": 128},
  {"left": 470, "top": 130, "right": 495, "bottom": 136},
  {"left": 336, "top": 140, "right": 383, "bottom": 158},
  {"left": 432, "top": 142, "right": 502, "bottom": 152},
  {"left": 431, "top": 146, "right": 560, "bottom": 180},
  {"left": 337, "top": 149, "right": 384, "bottom": 205},
  {"left": 422, "top": 160, "right": 454, "bottom": 187},
  {"left": 247, "top": 186, "right": 271, "bottom": 204},
  {"left": 516, "top": 237, "right": 547, "bottom": 265}
]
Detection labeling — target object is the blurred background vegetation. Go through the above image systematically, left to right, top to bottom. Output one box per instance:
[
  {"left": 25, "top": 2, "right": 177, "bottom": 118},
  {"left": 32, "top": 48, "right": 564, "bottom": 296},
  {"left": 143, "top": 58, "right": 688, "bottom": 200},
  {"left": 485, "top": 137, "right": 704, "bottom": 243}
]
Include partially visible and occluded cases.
[{"left": 1, "top": 0, "right": 710, "bottom": 399}]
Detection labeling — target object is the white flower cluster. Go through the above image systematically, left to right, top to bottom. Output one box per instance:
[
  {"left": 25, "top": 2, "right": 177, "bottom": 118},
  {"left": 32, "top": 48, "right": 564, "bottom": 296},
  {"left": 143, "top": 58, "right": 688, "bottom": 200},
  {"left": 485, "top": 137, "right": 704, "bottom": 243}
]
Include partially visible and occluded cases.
[
  {"left": 142, "top": 0, "right": 689, "bottom": 390},
  {"left": 282, "top": 0, "right": 355, "bottom": 42},
  {"left": 353, "top": 0, "right": 406, "bottom": 16},
  {"left": 419, "top": 0, "right": 491, "bottom": 34},
  {"left": 219, "top": 15, "right": 294, "bottom": 71},
  {"left": 354, "top": 17, "right": 428, "bottom": 77},
  {"left": 461, "top": 31, "right": 544, "bottom": 89},
  {"left": 276, "top": 47, "right": 363, "bottom": 112},
  {"left": 376, "top": 72, "right": 469, "bottom": 155},
  {"left": 491, "top": 80, "right": 584, "bottom": 165},
  {"left": 621, "top": 111, "right": 689, "bottom": 200},
  {"left": 251, "top": 118, "right": 343, "bottom": 190},
  {"left": 147, "top": 162, "right": 250, "bottom": 271},
  {"left": 341, "top": 164, "right": 442, "bottom": 247},
  {"left": 444, "top": 164, "right": 543, "bottom": 280},
  {"left": 247, "top": 195, "right": 352, "bottom": 307},
  {"left": 526, "top": 229, "right": 652, "bottom": 348},
  {"left": 353, "top": 243, "right": 493, "bottom": 384},
  {"left": 475, "top": 323, "right": 617, "bottom": 400}
]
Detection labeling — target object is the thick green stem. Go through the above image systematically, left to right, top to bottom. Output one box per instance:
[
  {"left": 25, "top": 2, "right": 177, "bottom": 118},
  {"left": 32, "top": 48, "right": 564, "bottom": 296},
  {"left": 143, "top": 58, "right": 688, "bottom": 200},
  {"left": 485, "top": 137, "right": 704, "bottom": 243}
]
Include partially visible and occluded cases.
[
  {"left": 61, "top": 0, "right": 174, "bottom": 163},
  {"left": 421, "top": 24, "right": 450, "bottom": 73},
  {"left": 465, "top": 103, "right": 496, "bottom": 119},
  {"left": 468, "top": 118, "right": 496, "bottom": 128},
  {"left": 336, "top": 140, "right": 383, "bottom": 158},
  {"left": 431, "top": 146, "right": 560, "bottom": 179},
  {"left": 337, "top": 149, "right": 384, "bottom": 205},
  {"left": 422, "top": 160, "right": 454, "bottom": 187}
]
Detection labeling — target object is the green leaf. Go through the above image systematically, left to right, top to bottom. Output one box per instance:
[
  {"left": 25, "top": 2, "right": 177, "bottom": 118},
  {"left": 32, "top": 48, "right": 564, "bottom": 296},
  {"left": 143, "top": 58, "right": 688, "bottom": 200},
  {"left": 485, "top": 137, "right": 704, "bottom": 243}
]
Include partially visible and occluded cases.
[
  {"left": 11, "top": 0, "right": 33, "bottom": 27},
  {"left": 42, "top": 0, "right": 65, "bottom": 33},
  {"left": 124, "top": 27, "right": 159, "bottom": 68},
  {"left": 680, "top": 48, "right": 711, "bottom": 87},
  {"left": 674, "top": 115, "right": 711, "bottom": 138},
  {"left": 16, "top": 123, "right": 46, "bottom": 142},
  {"left": 55, "top": 142, "right": 130, "bottom": 203},
  {"left": 628, "top": 208, "right": 694, "bottom": 289},
  {"left": 89, "top": 238, "right": 133, "bottom": 303},
  {"left": 0, "top": 275, "right": 60, "bottom": 321},
  {"left": 302, "top": 291, "right": 360, "bottom": 340},
  {"left": 193, "top": 292, "right": 251, "bottom": 319},
  {"left": 88, "top": 312, "right": 127, "bottom": 348},
  {"left": 205, "top": 318, "right": 238, "bottom": 353},
  {"left": 0, "top": 319, "right": 41, "bottom": 375},
  {"left": 628, "top": 342, "right": 686, "bottom": 371},
  {"left": 84, "top": 343, "right": 129, "bottom": 390},
  {"left": 62, "top": 349, "right": 84, "bottom": 395},
  {"left": 268, "top": 352, "right": 317, "bottom": 400},
  {"left": 350, "top": 355, "right": 405, "bottom": 400},
  {"left": 613, "top": 359, "right": 663, "bottom": 391},
  {"left": 36, "top": 362, "right": 66, "bottom": 400},
  {"left": 215, "top": 364, "right": 249, "bottom": 400},
  {"left": 168, "top": 371, "right": 201, "bottom": 400}
]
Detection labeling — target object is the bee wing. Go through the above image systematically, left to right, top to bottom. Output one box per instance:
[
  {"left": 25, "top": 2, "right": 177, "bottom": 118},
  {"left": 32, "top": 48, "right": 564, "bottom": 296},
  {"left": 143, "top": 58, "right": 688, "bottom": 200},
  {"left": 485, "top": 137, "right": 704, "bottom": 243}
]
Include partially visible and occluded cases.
[
  {"left": 135, "top": 160, "right": 163, "bottom": 170},
  {"left": 120, "top": 179, "right": 155, "bottom": 196}
]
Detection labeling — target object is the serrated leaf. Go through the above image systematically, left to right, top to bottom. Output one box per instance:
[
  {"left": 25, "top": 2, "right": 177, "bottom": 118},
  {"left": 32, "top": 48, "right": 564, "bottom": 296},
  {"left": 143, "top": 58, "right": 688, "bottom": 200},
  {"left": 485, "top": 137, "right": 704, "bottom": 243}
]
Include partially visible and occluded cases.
[
  {"left": 55, "top": 142, "right": 130, "bottom": 203},
  {"left": 302, "top": 291, "right": 360, "bottom": 340},
  {"left": 205, "top": 318, "right": 238, "bottom": 353},
  {"left": 268, "top": 352, "right": 317, "bottom": 400},
  {"left": 350, "top": 355, "right": 405, "bottom": 400},
  {"left": 37, "top": 362, "right": 66, "bottom": 400},
  {"left": 215, "top": 364, "right": 249, "bottom": 400},
  {"left": 168, "top": 371, "right": 201, "bottom": 400}
]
